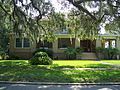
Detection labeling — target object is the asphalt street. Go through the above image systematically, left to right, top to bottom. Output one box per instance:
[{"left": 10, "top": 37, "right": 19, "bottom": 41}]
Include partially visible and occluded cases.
[{"left": 0, "top": 84, "right": 120, "bottom": 90}]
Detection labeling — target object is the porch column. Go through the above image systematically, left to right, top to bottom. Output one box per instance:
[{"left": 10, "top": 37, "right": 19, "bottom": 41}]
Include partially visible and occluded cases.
[
  {"left": 116, "top": 37, "right": 120, "bottom": 50},
  {"left": 52, "top": 38, "right": 58, "bottom": 53},
  {"left": 75, "top": 38, "right": 80, "bottom": 48},
  {"left": 75, "top": 38, "right": 81, "bottom": 59},
  {"left": 96, "top": 39, "right": 102, "bottom": 47}
]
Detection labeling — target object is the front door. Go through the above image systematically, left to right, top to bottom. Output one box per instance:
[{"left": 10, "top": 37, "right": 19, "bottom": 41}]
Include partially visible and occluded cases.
[{"left": 80, "top": 40, "right": 96, "bottom": 52}]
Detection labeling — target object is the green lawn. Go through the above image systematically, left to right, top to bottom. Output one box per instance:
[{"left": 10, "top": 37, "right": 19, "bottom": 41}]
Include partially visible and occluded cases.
[
  {"left": 0, "top": 60, "right": 120, "bottom": 83},
  {"left": 53, "top": 60, "right": 113, "bottom": 68},
  {"left": 53, "top": 60, "right": 100, "bottom": 66},
  {"left": 102, "top": 60, "right": 120, "bottom": 65}
]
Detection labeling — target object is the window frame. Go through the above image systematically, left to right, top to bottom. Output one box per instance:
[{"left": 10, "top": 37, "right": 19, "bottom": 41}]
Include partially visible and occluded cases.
[
  {"left": 15, "top": 38, "right": 30, "bottom": 48},
  {"left": 58, "top": 38, "right": 75, "bottom": 49},
  {"left": 103, "top": 39, "right": 116, "bottom": 48},
  {"left": 36, "top": 40, "right": 53, "bottom": 49}
]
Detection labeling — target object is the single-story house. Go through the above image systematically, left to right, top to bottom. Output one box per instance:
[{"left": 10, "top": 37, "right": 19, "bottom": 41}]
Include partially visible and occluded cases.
[{"left": 9, "top": 32, "right": 120, "bottom": 59}]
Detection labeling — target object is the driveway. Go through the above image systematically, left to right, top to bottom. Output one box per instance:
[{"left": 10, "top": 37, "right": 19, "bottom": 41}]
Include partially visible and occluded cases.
[{"left": 0, "top": 84, "right": 120, "bottom": 90}]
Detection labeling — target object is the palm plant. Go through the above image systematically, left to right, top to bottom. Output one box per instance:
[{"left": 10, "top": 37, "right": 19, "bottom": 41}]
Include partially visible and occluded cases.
[{"left": 64, "top": 47, "right": 76, "bottom": 60}]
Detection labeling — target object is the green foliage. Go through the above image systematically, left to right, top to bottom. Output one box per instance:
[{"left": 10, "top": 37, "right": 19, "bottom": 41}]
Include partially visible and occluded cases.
[
  {"left": 0, "top": 0, "right": 64, "bottom": 43},
  {"left": 0, "top": 0, "right": 120, "bottom": 44},
  {"left": 64, "top": 0, "right": 120, "bottom": 35},
  {"left": 66, "top": 14, "right": 99, "bottom": 40},
  {"left": 0, "top": 29, "right": 9, "bottom": 50},
  {"left": 64, "top": 47, "right": 76, "bottom": 60},
  {"left": 64, "top": 47, "right": 84, "bottom": 59},
  {"left": 75, "top": 47, "right": 84, "bottom": 54},
  {"left": 75, "top": 47, "right": 84, "bottom": 59},
  {"left": 95, "top": 47, "right": 104, "bottom": 60},
  {"left": 96, "top": 47, "right": 119, "bottom": 60},
  {"left": 96, "top": 47, "right": 104, "bottom": 53},
  {"left": 103, "top": 47, "right": 119, "bottom": 60},
  {"left": 0, "top": 48, "right": 8, "bottom": 60},
  {"left": 33, "top": 49, "right": 53, "bottom": 59},
  {"left": 29, "top": 52, "right": 52, "bottom": 65},
  {"left": 8, "top": 55, "right": 21, "bottom": 60}
]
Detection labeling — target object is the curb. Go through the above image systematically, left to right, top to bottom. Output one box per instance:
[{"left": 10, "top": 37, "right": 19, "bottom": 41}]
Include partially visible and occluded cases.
[{"left": 0, "top": 81, "right": 120, "bottom": 85}]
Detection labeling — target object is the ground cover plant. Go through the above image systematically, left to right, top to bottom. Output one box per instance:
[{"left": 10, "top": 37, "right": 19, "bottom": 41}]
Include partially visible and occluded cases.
[{"left": 0, "top": 60, "right": 120, "bottom": 83}]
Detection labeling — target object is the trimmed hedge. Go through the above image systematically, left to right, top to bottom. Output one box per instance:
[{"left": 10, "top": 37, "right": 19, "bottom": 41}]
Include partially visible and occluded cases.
[
  {"left": 33, "top": 49, "right": 53, "bottom": 59},
  {"left": 29, "top": 52, "right": 52, "bottom": 65}
]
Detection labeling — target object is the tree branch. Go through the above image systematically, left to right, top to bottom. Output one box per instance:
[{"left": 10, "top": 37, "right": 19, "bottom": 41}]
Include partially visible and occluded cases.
[
  {"left": 30, "top": 0, "right": 42, "bottom": 20},
  {"left": 67, "top": 0, "right": 97, "bottom": 20},
  {"left": 74, "top": 0, "right": 105, "bottom": 4},
  {"left": 0, "top": 3, "right": 11, "bottom": 16}
]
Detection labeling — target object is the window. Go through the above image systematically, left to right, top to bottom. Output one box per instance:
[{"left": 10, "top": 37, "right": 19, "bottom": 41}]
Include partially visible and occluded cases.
[
  {"left": 16, "top": 38, "right": 30, "bottom": 48},
  {"left": 16, "top": 38, "right": 22, "bottom": 47},
  {"left": 23, "top": 38, "right": 30, "bottom": 47},
  {"left": 58, "top": 38, "right": 75, "bottom": 48},
  {"left": 104, "top": 39, "right": 116, "bottom": 48},
  {"left": 36, "top": 40, "right": 52, "bottom": 48},
  {"left": 80, "top": 40, "right": 96, "bottom": 52}
]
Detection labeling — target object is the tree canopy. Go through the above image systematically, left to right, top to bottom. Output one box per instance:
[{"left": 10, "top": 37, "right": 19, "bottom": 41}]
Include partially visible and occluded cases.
[
  {"left": 0, "top": 0, "right": 120, "bottom": 43},
  {"left": 0, "top": 0, "right": 65, "bottom": 43},
  {"left": 63, "top": 0, "right": 120, "bottom": 33},
  {"left": 67, "top": 0, "right": 120, "bottom": 20}
]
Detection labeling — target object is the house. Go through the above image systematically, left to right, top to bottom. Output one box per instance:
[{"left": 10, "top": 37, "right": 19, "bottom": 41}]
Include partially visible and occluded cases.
[{"left": 9, "top": 32, "right": 120, "bottom": 59}]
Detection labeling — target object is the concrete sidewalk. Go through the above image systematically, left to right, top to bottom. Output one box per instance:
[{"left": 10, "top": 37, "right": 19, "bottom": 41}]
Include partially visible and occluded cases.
[
  {"left": 0, "top": 81, "right": 120, "bottom": 85},
  {"left": 0, "top": 83, "right": 120, "bottom": 90}
]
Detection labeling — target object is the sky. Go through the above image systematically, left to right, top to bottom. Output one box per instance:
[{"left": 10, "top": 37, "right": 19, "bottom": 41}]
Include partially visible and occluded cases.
[
  {"left": 49, "top": 0, "right": 75, "bottom": 14},
  {"left": 50, "top": 0, "right": 99, "bottom": 13}
]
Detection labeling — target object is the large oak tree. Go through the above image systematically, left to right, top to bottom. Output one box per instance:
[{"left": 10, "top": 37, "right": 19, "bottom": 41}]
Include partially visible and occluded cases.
[
  {"left": 0, "top": 0, "right": 120, "bottom": 44},
  {"left": 64, "top": 0, "right": 120, "bottom": 33}
]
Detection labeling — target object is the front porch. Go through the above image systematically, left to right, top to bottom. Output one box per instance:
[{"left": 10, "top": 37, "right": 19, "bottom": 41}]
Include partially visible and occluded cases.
[
  {"left": 9, "top": 34, "right": 120, "bottom": 59},
  {"left": 36, "top": 37, "right": 98, "bottom": 60}
]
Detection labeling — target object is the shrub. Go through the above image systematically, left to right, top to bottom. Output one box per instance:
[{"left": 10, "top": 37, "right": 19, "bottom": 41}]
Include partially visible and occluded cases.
[
  {"left": 64, "top": 47, "right": 76, "bottom": 59},
  {"left": 64, "top": 47, "right": 83, "bottom": 60},
  {"left": 75, "top": 47, "right": 83, "bottom": 54},
  {"left": 75, "top": 47, "right": 83, "bottom": 59},
  {"left": 95, "top": 47, "right": 104, "bottom": 60},
  {"left": 96, "top": 47, "right": 119, "bottom": 60},
  {"left": 96, "top": 47, "right": 104, "bottom": 53},
  {"left": 103, "top": 47, "right": 119, "bottom": 59},
  {"left": 0, "top": 48, "right": 8, "bottom": 59},
  {"left": 33, "top": 49, "right": 53, "bottom": 59},
  {"left": 29, "top": 52, "right": 52, "bottom": 65},
  {"left": 8, "top": 55, "right": 21, "bottom": 60}
]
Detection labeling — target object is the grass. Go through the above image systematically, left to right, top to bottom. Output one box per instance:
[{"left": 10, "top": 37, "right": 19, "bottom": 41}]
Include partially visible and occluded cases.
[
  {"left": 0, "top": 60, "right": 120, "bottom": 83},
  {"left": 53, "top": 60, "right": 113, "bottom": 68},
  {"left": 53, "top": 60, "right": 100, "bottom": 66},
  {"left": 102, "top": 60, "right": 120, "bottom": 65}
]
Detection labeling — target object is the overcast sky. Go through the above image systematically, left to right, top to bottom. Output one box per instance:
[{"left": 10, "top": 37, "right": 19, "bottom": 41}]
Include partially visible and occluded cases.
[{"left": 50, "top": 0, "right": 74, "bottom": 13}]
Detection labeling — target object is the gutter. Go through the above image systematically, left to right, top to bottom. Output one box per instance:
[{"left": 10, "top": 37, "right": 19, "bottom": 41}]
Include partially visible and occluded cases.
[{"left": 0, "top": 81, "right": 120, "bottom": 85}]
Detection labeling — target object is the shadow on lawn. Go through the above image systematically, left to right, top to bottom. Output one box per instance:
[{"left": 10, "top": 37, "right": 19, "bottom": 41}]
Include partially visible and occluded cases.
[
  {"left": 0, "top": 61, "right": 120, "bottom": 83},
  {"left": 0, "top": 61, "right": 75, "bottom": 82}
]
